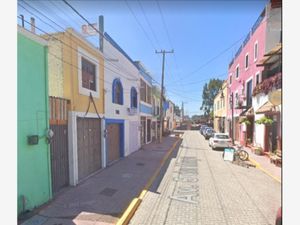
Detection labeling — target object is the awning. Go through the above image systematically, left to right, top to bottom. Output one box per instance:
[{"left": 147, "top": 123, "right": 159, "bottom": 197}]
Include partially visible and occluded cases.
[
  {"left": 257, "top": 44, "right": 282, "bottom": 66},
  {"left": 255, "top": 101, "right": 277, "bottom": 114},
  {"left": 240, "top": 107, "right": 254, "bottom": 116}
]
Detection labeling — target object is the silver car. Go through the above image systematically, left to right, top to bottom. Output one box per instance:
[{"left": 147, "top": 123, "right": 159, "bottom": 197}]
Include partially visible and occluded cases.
[{"left": 209, "top": 133, "right": 232, "bottom": 150}]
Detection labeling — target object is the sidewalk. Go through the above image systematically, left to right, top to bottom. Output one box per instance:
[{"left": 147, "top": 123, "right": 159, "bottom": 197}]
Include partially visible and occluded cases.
[
  {"left": 20, "top": 136, "right": 182, "bottom": 225},
  {"left": 238, "top": 145, "right": 281, "bottom": 183}
]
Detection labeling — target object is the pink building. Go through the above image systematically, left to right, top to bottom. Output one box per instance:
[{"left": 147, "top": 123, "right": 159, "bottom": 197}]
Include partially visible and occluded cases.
[{"left": 226, "top": 0, "right": 281, "bottom": 146}]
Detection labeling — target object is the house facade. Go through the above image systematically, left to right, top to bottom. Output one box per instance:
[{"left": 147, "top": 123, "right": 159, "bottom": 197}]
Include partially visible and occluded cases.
[
  {"left": 226, "top": 0, "right": 281, "bottom": 146},
  {"left": 18, "top": 26, "right": 52, "bottom": 214},
  {"left": 46, "top": 28, "right": 105, "bottom": 186},
  {"left": 103, "top": 32, "right": 141, "bottom": 165},
  {"left": 252, "top": 43, "right": 281, "bottom": 153},
  {"left": 136, "top": 61, "right": 153, "bottom": 145},
  {"left": 214, "top": 81, "right": 228, "bottom": 133},
  {"left": 152, "top": 85, "right": 161, "bottom": 142},
  {"left": 164, "top": 100, "right": 175, "bottom": 132}
]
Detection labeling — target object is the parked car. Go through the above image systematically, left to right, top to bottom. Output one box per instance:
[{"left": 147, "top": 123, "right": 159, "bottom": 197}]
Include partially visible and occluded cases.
[
  {"left": 200, "top": 125, "right": 208, "bottom": 135},
  {"left": 202, "top": 126, "right": 212, "bottom": 136},
  {"left": 204, "top": 128, "right": 215, "bottom": 140},
  {"left": 209, "top": 133, "right": 232, "bottom": 150}
]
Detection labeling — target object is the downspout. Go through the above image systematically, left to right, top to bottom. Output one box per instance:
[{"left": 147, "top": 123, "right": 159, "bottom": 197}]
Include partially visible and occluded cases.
[{"left": 44, "top": 46, "right": 53, "bottom": 199}]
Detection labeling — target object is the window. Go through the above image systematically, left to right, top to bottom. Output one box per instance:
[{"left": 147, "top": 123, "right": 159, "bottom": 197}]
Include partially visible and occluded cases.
[
  {"left": 254, "top": 42, "right": 258, "bottom": 61},
  {"left": 245, "top": 54, "right": 249, "bottom": 70},
  {"left": 82, "top": 57, "right": 96, "bottom": 91},
  {"left": 236, "top": 65, "right": 239, "bottom": 78},
  {"left": 256, "top": 73, "right": 260, "bottom": 85},
  {"left": 229, "top": 75, "right": 232, "bottom": 85},
  {"left": 112, "top": 78, "right": 123, "bottom": 105},
  {"left": 140, "top": 79, "right": 151, "bottom": 104},
  {"left": 140, "top": 79, "right": 146, "bottom": 102},
  {"left": 246, "top": 79, "right": 253, "bottom": 107},
  {"left": 146, "top": 85, "right": 152, "bottom": 104},
  {"left": 130, "top": 87, "right": 138, "bottom": 108},
  {"left": 235, "top": 92, "right": 239, "bottom": 107}
]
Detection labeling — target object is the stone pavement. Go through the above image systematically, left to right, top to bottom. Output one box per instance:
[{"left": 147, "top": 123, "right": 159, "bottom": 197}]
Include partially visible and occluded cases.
[
  {"left": 130, "top": 131, "right": 281, "bottom": 225},
  {"left": 19, "top": 136, "right": 181, "bottom": 225},
  {"left": 241, "top": 146, "right": 281, "bottom": 182}
]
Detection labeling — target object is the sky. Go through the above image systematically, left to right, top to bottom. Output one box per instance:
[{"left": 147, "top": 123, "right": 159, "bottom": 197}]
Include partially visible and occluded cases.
[{"left": 17, "top": 0, "right": 269, "bottom": 116}]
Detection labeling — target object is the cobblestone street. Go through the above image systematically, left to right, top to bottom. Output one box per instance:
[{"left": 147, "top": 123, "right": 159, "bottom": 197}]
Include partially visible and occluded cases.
[{"left": 130, "top": 131, "right": 281, "bottom": 225}]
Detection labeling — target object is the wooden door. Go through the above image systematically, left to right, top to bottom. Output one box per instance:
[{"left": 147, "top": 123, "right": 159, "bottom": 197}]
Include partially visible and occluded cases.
[
  {"left": 49, "top": 97, "right": 70, "bottom": 194},
  {"left": 77, "top": 118, "right": 102, "bottom": 181},
  {"left": 50, "top": 124, "right": 69, "bottom": 194},
  {"left": 107, "top": 124, "right": 121, "bottom": 164}
]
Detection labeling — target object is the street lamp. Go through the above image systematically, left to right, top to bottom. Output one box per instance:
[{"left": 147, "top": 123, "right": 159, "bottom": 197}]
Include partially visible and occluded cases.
[{"left": 220, "top": 90, "right": 235, "bottom": 145}]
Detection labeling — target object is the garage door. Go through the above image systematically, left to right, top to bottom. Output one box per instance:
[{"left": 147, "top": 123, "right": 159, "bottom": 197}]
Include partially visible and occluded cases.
[
  {"left": 77, "top": 117, "right": 102, "bottom": 181},
  {"left": 106, "top": 123, "right": 121, "bottom": 164}
]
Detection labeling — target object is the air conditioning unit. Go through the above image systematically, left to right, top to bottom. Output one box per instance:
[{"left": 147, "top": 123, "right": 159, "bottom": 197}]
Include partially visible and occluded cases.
[{"left": 127, "top": 107, "right": 137, "bottom": 115}]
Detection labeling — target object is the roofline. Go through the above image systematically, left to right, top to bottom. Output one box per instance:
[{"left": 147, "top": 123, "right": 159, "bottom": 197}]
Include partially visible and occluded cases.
[
  {"left": 18, "top": 25, "right": 48, "bottom": 46},
  {"left": 104, "top": 32, "right": 139, "bottom": 70}
]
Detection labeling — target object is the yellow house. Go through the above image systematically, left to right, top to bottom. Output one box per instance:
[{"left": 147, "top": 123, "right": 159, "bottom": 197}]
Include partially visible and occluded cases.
[
  {"left": 45, "top": 28, "right": 105, "bottom": 186},
  {"left": 213, "top": 81, "right": 227, "bottom": 133}
]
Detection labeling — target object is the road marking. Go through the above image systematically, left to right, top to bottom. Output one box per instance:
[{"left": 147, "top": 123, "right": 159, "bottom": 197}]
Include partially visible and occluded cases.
[
  {"left": 116, "top": 137, "right": 181, "bottom": 225},
  {"left": 248, "top": 157, "right": 281, "bottom": 183}
]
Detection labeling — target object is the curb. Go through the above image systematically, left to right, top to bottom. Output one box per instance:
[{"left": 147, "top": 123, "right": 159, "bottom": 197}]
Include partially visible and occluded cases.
[
  {"left": 116, "top": 137, "right": 181, "bottom": 225},
  {"left": 248, "top": 157, "right": 281, "bottom": 183}
]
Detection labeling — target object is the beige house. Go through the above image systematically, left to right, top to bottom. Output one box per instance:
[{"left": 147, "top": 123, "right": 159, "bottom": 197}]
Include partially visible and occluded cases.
[{"left": 213, "top": 81, "right": 228, "bottom": 133}]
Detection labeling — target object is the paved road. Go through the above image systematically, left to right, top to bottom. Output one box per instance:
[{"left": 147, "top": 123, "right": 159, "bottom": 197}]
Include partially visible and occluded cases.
[{"left": 130, "top": 131, "right": 281, "bottom": 225}]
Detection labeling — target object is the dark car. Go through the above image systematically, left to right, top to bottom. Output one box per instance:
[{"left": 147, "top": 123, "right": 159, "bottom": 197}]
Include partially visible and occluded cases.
[
  {"left": 200, "top": 125, "right": 208, "bottom": 135},
  {"left": 202, "top": 126, "right": 212, "bottom": 136},
  {"left": 204, "top": 128, "right": 215, "bottom": 140}
]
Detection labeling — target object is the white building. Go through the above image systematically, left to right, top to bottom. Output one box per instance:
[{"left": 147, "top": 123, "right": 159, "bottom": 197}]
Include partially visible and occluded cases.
[{"left": 103, "top": 32, "right": 141, "bottom": 166}]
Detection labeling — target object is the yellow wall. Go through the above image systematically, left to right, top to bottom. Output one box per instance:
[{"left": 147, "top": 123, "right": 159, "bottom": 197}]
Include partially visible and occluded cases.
[
  {"left": 48, "top": 29, "right": 104, "bottom": 114},
  {"left": 48, "top": 38, "right": 64, "bottom": 97},
  {"left": 213, "top": 81, "right": 227, "bottom": 132}
]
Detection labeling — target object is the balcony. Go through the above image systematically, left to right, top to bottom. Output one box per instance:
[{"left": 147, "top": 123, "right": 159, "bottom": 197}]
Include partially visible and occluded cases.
[{"left": 252, "top": 72, "right": 282, "bottom": 96}]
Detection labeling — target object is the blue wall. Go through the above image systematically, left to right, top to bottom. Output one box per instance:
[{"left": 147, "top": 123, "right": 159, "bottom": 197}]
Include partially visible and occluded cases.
[{"left": 140, "top": 103, "right": 152, "bottom": 115}]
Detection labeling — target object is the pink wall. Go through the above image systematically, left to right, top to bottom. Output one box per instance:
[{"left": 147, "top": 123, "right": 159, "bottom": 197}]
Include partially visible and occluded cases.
[
  {"left": 226, "top": 15, "right": 267, "bottom": 144},
  {"left": 226, "top": 17, "right": 267, "bottom": 118}
]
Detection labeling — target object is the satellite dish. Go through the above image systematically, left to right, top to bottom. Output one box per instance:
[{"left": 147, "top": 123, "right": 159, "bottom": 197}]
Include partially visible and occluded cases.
[{"left": 268, "top": 89, "right": 281, "bottom": 106}]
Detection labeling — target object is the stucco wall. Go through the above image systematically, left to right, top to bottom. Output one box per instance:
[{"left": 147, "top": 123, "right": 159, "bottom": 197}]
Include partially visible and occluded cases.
[
  {"left": 227, "top": 15, "right": 267, "bottom": 118},
  {"left": 17, "top": 29, "right": 51, "bottom": 215},
  {"left": 61, "top": 29, "right": 105, "bottom": 114},
  {"left": 103, "top": 34, "right": 141, "bottom": 156}
]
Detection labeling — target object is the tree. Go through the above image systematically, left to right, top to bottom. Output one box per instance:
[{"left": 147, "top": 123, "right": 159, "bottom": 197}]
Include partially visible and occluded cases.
[{"left": 200, "top": 79, "right": 224, "bottom": 116}]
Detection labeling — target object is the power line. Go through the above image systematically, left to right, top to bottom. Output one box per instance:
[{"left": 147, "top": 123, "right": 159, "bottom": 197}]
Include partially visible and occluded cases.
[
  {"left": 124, "top": 0, "right": 158, "bottom": 51},
  {"left": 137, "top": 0, "right": 161, "bottom": 50},
  {"left": 19, "top": 1, "right": 141, "bottom": 82},
  {"left": 17, "top": 17, "right": 140, "bottom": 91}
]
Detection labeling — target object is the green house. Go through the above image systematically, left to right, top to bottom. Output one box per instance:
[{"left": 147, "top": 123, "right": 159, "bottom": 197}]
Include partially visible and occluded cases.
[{"left": 17, "top": 26, "right": 52, "bottom": 215}]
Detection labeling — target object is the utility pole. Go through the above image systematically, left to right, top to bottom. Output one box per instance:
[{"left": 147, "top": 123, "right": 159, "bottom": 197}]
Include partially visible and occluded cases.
[{"left": 156, "top": 49, "right": 174, "bottom": 143}]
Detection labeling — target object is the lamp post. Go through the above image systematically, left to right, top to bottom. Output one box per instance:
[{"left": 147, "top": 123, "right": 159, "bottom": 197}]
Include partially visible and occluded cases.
[{"left": 220, "top": 91, "right": 235, "bottom": 145}]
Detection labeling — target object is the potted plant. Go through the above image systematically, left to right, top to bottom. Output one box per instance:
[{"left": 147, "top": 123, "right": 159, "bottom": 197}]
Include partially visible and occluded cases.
[
  {"left": 255, "top": 116, "right": 274, "bottom": 125},
  {"left": 239, "top": 117, "right": 251, "bottom": 126},
  {"left": 253, "top": 146, "right": 263, "bottom": 155}
]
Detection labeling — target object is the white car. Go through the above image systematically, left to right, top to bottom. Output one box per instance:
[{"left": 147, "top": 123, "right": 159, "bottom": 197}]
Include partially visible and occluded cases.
[{"left": 209, "top": 133, "right": 232, "bottom": 150}]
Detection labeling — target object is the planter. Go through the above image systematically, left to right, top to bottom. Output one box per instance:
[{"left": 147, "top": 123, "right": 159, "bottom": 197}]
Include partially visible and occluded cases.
[{"left": 254, "top": 147, "right": 263, "bottom": 155}]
